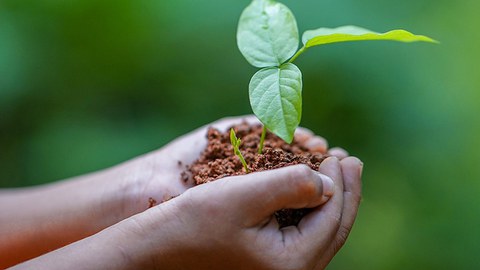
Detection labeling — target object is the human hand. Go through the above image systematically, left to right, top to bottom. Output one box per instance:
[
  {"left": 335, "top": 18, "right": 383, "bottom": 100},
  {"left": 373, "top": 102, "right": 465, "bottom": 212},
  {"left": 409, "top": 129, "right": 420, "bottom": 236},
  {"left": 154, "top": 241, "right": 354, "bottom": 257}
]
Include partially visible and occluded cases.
[
  {"left": 108, "top": 115, "right": 348, "bottom": 221},
  {"left": 9, "top": 118, "right": 361, "bottom": 269},
  {"left": 113, "top": 155, "right": 362, "bottom": 270}
]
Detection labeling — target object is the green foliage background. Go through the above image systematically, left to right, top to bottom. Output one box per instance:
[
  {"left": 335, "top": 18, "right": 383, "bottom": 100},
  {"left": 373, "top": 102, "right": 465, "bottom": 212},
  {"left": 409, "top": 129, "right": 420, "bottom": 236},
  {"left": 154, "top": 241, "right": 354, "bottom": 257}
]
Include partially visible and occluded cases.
[{"left": 1, "top": 0, "right": 479, "bottom": 268}]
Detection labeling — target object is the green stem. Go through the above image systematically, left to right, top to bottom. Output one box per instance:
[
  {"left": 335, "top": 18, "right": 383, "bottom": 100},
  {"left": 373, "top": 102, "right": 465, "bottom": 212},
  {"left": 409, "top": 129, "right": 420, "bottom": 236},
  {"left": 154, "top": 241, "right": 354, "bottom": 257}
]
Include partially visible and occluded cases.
[
  {"left": 288, "top": 46, "right": 307, "bottom": 63},
  {"left": 258, "top": 126, "right": 267, "bottom": 154},
  {"left": 237, "top": 152, "right": 250, "bottom": 173}
]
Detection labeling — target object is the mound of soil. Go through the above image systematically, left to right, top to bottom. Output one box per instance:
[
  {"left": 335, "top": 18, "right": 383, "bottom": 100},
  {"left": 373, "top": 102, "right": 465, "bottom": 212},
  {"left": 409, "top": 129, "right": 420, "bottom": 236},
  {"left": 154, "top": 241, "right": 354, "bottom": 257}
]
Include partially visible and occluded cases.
[{"left": 185, "top": 122, "right": 328, "bottom": 227}]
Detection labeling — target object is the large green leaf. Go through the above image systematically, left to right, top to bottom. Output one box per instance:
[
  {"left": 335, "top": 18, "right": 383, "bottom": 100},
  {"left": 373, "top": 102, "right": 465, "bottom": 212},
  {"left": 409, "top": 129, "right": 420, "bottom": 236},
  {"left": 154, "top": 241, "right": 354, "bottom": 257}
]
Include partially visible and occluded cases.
[
  {"left": 237, "top": 0, "right": 299, "bottom": 68},
  {"left": 302, "top": 25, "right": 438, "bottom": 48},
  {"left": 249, "top": 63, "right": 302, "bottom": 143}
]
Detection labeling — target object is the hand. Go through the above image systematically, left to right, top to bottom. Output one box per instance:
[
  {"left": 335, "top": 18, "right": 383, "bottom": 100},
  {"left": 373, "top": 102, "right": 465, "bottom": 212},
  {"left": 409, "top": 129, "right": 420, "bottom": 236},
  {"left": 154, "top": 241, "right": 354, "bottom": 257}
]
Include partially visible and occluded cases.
[
  {"left": 111, "top": 115, "right": 348, "bottom": 220},
  {"left": 107, "top": 116, "right": 263, "bottom": 218},
  {"left": 8, "top": 117, "right": 362, "bottom": 269},
  {"left": 114, "top": 156, "right": 362, "bottom": 270}
]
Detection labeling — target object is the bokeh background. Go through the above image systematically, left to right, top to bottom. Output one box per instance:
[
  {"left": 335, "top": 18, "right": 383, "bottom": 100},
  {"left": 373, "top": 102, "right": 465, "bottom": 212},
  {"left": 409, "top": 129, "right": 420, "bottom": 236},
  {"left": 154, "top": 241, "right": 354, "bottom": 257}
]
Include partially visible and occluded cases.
[{"left": 1, "top": 0, "right": 479, "bottom": 268}]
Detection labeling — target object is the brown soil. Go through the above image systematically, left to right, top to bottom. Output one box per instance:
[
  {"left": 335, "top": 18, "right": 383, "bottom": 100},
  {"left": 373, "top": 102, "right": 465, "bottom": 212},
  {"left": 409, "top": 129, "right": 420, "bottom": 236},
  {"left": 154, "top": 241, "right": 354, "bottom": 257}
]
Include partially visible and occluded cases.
[
  {"left": 185, "top": 122, "right": 327, "bottom": 227},
  {"left": 148, "top": 197, "right": 157, "bottom": 208}
]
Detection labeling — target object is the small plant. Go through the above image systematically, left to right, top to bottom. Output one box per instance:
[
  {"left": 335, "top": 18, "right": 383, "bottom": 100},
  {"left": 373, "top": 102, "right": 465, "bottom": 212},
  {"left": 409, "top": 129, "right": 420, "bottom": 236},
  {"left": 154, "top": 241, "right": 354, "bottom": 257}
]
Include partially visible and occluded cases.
[
  {"left": 237, "top": 0, "right": 437, "bottom": 153},
  {"left": 230, "top": 128, "right": 250, "bottom": 173}
]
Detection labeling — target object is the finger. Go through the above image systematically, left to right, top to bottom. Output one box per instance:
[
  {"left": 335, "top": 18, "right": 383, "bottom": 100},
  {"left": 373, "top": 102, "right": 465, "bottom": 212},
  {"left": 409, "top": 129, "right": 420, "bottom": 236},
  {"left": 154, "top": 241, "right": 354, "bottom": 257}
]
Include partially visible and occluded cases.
[
  {"left": 210, "top": 115, "right": 260, "bottom": 132},
  {"left": 294, "top": 126, "right": 314, "bottom": 140},
  {"left": 294, "top": 127, "right": 329, "bottom": 154},
  {"left": 294, "top": 129, "right": 313, "bottom": 145},
  {"left": 304, "top": 136, "right": 329, "bottom": 154},
  {"left": 328, "top": 147, "right": 349, "bottom": 160},
  {"left": 296, "top": 157, "right": 344, "bottom": 254},
  {"left": 315, "top": 157, "right": 363, "bottom": 269},
  {"left": 334, "top": 157, "right": 362, "bottom": 247},
  {"left": 209, "top": 164, "right": 334, "bottom": 227}
]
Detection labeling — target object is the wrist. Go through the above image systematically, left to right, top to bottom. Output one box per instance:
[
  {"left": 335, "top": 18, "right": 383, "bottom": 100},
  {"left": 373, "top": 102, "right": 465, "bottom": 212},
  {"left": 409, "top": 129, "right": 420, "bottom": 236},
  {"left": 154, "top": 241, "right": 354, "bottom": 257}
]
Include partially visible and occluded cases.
[
  {"left": 53, "top": 151, "right": 175, "bottom": 233},
  {"left": 105, "top": 151, "right": 187, "bottom": 220},
  {"left": 91, "top": 154, "right": 159, "bottom": 227},
  {"left": 101, "top": 157, "right": 155, "bottom": 219},
  {"left": 105, "top": 202, "right": 183, "bottom": 269}
]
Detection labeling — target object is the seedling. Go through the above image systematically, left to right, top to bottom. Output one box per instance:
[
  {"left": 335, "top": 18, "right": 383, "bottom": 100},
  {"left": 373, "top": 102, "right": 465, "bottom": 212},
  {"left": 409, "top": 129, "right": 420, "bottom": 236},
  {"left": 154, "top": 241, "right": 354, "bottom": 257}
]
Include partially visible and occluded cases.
[
  {"left": 237, "top": 0, "right": 437, "bottom": 153},
  {"left": 230, "top": 128, "right": 250, "bottom": 173}
]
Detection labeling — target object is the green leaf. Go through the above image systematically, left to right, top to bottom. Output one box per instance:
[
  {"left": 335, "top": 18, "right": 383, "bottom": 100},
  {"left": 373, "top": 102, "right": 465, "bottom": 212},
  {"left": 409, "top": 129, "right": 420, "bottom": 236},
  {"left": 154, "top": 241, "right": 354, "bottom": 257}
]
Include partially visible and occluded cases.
[
  {"left": 237, "top": 0, "right": 299, "bottom": 68},
  {"left": 302, "top": 25, "right": 438, "bottom": 48},
  {"left": 249, "top": 63, "right": 302, "bottom": 143},
  {"left": 230, "top": 128, "right": 238, "bottom": 148}
]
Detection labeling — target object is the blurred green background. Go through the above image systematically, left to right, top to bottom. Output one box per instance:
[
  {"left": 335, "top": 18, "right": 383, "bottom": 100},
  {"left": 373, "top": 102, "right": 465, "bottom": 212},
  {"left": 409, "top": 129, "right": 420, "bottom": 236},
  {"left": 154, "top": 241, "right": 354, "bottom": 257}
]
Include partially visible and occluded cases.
[{"left": 1, "top": 0, "right": 479, "bottom": 268}]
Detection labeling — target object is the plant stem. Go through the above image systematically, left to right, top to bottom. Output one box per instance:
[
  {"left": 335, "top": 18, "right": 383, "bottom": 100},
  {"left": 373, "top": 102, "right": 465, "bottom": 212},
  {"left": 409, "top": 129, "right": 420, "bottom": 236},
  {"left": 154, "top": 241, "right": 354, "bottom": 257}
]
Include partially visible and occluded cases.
[
  {"left": 288, "top": 46, "right": 307, "bottom": 63},
  {"left": 258, "top": 126, "right": 267, "bottom": 154},
  {"left": 237, "top": 153, "right": 250, "bottom": 173}
]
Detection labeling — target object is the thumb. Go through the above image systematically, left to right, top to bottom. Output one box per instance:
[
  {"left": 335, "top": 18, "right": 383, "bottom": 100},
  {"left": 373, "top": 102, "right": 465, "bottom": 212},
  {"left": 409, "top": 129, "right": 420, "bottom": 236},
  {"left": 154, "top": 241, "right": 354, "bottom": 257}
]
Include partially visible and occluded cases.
[{"left": 215, "top": 164, "right": 334, "bottom": 227}]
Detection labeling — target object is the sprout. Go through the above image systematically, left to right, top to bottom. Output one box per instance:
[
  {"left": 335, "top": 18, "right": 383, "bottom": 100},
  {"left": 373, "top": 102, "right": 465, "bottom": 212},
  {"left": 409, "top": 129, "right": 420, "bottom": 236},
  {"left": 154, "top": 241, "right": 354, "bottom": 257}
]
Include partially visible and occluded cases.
[
  {"left": 237, "top": 0, "right": 437, "bottom": 152},
  {"left": 230, "top": 128, "right": 250, "bottom": 173}
]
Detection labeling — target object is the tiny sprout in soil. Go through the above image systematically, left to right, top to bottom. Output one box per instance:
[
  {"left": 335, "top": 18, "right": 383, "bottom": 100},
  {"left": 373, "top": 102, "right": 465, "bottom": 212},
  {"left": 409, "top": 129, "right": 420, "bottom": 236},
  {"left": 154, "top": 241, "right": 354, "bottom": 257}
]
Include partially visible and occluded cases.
[
  {"left": 237, "top": 0, "right": 437, "bottom": 150},
  {"left": 230, "top": 128, "right": 250, "bottom": 173}
]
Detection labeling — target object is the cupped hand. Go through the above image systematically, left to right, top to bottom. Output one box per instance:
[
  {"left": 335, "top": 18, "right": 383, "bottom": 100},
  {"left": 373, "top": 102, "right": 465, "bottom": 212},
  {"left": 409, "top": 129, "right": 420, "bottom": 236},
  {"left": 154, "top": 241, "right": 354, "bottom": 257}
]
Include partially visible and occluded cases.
[
  {"left": 2, "top": 115, "right": 360, "bottom": 270},
  {"left": 110, "top": 115, "right": 349, "bottom": 220},
  {"left": 122, "top": 155, "right": 362, "bottom": 270}
]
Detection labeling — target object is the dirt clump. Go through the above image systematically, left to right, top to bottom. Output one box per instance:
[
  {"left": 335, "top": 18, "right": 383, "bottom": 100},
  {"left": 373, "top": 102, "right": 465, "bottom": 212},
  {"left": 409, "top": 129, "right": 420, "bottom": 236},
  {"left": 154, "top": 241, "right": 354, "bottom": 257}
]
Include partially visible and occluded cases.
[{"left": 186, "top": 122, "right": 327, "bottom": 227}]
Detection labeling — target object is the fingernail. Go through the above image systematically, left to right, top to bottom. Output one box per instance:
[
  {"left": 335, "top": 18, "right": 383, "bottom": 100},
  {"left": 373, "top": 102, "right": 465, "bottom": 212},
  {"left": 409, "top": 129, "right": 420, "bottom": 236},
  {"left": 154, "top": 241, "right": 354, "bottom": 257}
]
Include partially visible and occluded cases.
[
  {"left": 329, "top": 156, "right": 339, "bottom": 162},
  {"left": 348, "top": 157, "right": 363, "bottom": 177},
  {"left": 320, "top": 174, "right": 334, "bottom": 197}
]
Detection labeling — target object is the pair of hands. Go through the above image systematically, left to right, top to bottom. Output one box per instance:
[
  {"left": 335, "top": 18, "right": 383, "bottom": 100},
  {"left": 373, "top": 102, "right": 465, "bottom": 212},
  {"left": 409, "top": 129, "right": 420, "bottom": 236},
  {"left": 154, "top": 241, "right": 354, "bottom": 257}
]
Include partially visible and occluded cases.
[
  {"left": 10, "top": 116, "right": 362, "bottom": 270},
  {"left": 107, "top": 116, "right": 363, "bottom": 270}
]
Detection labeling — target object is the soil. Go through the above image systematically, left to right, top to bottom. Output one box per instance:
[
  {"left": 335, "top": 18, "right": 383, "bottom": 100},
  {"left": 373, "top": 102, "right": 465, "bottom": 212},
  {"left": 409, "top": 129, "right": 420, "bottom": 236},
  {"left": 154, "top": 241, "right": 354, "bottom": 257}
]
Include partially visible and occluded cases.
[
  {"left": 185, "top": 122, "right": 328, "bottom": 228},
  {"left": 148, "top": 197, "right": 157, "bottom": 208}
]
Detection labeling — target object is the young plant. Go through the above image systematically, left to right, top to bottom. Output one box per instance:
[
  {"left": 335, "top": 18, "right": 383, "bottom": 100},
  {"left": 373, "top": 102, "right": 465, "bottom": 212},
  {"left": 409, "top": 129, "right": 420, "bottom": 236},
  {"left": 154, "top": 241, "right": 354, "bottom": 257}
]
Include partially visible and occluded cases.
[
  {"left": 237, "top": 0, "right": 437, "bottom": 152},
  {"left": 230, "top": 128, "right": 250, "bottom": 173}
]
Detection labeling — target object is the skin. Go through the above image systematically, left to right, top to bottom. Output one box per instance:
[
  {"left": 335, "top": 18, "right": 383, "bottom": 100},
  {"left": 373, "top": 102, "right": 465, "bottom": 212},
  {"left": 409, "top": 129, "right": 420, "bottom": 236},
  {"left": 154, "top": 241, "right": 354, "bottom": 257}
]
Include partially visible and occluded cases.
[{"left": 0, "top": 116, "right": 362, "bottom": 269}]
